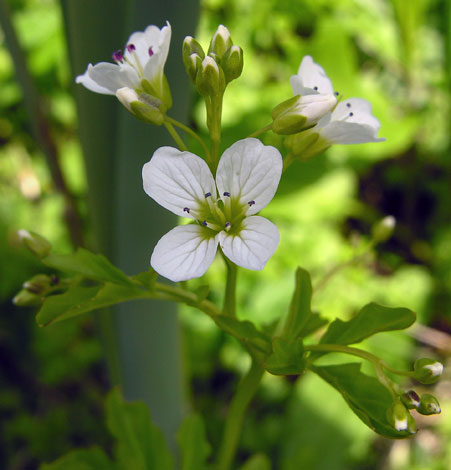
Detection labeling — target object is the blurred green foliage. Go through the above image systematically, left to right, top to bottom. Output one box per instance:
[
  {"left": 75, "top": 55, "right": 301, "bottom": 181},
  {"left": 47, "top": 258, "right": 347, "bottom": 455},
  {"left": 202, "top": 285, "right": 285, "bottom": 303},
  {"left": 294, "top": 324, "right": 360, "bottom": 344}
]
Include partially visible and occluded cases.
[{"left": 0, "top": 0, "right": 450, "bottom": 469}]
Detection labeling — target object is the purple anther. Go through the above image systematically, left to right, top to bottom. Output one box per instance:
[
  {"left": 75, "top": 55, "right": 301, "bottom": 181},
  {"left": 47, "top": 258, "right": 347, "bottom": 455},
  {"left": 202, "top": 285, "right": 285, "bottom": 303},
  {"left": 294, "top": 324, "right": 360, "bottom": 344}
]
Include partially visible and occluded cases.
[
  {"left": 126, "top": 44, "right": 136, "bottom": 53},
  {"left": 148, "top": 47, "right": 154, "bottom": 57},
  {"left": 112, "top": 50, "right": 124, "bottom": 62},
  {"left": 313, "top": 86, "right": 318, "bottom": 91},
  {"left": 334, "top": 91, "right": 339, "bottom": 96},
  {"left": 346, "top": 102, "right": 351, "bottom": 108},
  {"left": 349, "top": 112, "right": 354, "bottom": 117},
  {"left": 205, "top": 192, "right": 212, "bottom": 198},
  {"left": 223, "top": 192, "right": 231, "bottom": 197},
  {"left": 248, "top": 200, "right": 255, "bottom": 207},
  {"left": 183, "top": 207, "right": 190, "bottom": 213},
  {"left": 202, "top": 220, "right": 208, "bottom": 226},
  {"left": 225, "top": 222, "right": 231, "bottom": 228},
  {"left": 50, "top": 274, "right": 59, "bottom": 285}
]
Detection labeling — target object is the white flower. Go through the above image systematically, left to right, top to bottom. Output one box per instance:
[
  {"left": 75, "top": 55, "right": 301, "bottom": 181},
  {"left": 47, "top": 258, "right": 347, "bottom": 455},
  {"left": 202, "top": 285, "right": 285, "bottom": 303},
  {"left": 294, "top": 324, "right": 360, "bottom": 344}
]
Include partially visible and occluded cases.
[
  {"left": 76, "top": 22, "right": 172, "bottom": 110},
  {"left": 290, "top": 55, "right": 335, "bottom": 96},
  {"left": 314, "top": 97, "right": 385, "bottom": 145},
  {"left": 142, "top": 138, "right": 282, "bottom": 282}
]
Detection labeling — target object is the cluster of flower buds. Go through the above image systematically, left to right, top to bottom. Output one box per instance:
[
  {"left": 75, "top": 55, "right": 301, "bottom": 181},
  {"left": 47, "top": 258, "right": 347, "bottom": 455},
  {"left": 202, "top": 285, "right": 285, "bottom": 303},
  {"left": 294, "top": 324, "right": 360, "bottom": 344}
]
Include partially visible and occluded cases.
[
  {"left": 183, "top": 25, "right": 243, "bottom": 97},
  {"left": 17, "top": 229, "right": 51, "bottom": 258},
  {"left": 13, "top": 273, "right": 56, "bottom": 307},
  {"left": 401, "top": 390, "right": 441, "bottom": 415}
]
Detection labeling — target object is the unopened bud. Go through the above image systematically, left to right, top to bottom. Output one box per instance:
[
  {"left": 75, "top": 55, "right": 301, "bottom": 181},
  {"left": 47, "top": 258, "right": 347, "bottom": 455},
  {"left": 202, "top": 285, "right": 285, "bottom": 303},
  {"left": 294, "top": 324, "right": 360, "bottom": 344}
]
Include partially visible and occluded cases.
[
  {"left": 208, "top": 25, "right": 233, "bottom": 59},
  {"left": 183, "top": 36, "right": 205, "bottom": 60},
  {"left": 221, "top": 45, "right": 243, "bottom": 83},
  {"left": 185, "top": 53, "right": 203, "bottom": 83},
  {"left": 195, "top": 56, "right": 226, "bottom": 97},
  {"left": 116, "top": 87, "right": 164, "bottom": 125},
  {"left": 272, "top": 94, "right": 337, "bottom": 135},
  {"left": 372, "top": 216, "right": 396, "bottom": 243},
  {"left": 17, "top": 229, "right": 51, "bottom": 258},
  {"left": 23, "top": 274, "right": 52, "bottom": 295},
  {"left": 13, "top": 289, "right": 43, "bottom": 307},
  {"left": 413, "top": 358, "right": 444, "bottom": 384},
  {"left": 401, "top": 390, "right": 420, "bottom": 409},
  {"left": 417, "top": 394, "right": 441, "bottom": 415},
  {"left": 387, "top": 401, "right": 417, "bottom": 434}
]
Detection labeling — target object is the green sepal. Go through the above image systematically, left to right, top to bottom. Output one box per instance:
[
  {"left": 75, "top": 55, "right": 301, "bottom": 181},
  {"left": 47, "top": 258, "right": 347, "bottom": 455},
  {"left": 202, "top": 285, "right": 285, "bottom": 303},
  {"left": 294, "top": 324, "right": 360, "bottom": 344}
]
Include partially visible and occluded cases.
[
  {"left": 208, "top": 25, "right": 233, "bottom": 59},
  {"left": 183, "top": 36, "right": 205, "bottom": 62},
  {"left": 221, "top": 45, "right": 243, "bottom": 83},
  {"left": 184, "top": 53, "right": 202, "bottom": 83},
  {"left": 195, "top": 57, "right": 226, "bottom": 97},
  {"left": 272, "top": 96, "right": 308, "bottom": 135},
  {"left": 130, "top": 101, "right": 164, "bottom": 126},
  {"left": 284, "top": 132, "right": 324, "bottom": 160},
  {"left": 17, "top": 229, "right": 52, "bottom": 258},
  {"left": 42, "top": 248, "right": 135, "bottom": 287},
  {"left": 282, "top": 267, "right": 312, "bottom": 341},
  {"left": 131, "top": 269, "right": 158, "bottom": 290},
  {"left": 36, "top": 283, "right": 150, "bottom": 326},
  {"left": 13, "top": 288, "right": 43, "bottom": 307},
  {"left": 319, "top": 302, "right": 416, "bottom": 347},
  {"left": 214, "top": 315, "right": 272, "bottom": 362},
  {"left": 265, "top": 337, "right": 305, "bottom": 376},
  {"left": 412, "top": 358, "right": 443, "bottom": 384},
  {"left": 311, "top": 363, "right": 415, "bottom": 438},
  {"left": 106, "top": 388, "right": 174, "bottom": 470},
  {"left": 417, "top": 394, "right": 441, "bottom": 415},
  {"left": 177, "top": 414, "right": 211, "bottom": 470},
  {"left": 40, "top": 447, "right": 115, "bottom": 470}
]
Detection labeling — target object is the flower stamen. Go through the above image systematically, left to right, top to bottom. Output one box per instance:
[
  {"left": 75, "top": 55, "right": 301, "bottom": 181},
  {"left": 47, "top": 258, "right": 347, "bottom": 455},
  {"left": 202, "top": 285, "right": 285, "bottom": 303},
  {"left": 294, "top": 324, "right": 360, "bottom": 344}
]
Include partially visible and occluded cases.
[{"left": 112, "top": 50, "right": 124, "bottom": 63}]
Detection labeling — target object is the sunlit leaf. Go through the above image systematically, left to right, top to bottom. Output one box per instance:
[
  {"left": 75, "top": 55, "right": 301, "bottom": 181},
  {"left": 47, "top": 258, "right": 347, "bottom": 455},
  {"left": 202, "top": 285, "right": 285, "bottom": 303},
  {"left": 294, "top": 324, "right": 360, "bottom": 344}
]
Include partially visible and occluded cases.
[
  {"left": 265, "top": 337, "right": 305, "bottom": 376},
  {"left": 311, "top": 363, "right": 414, "bottom": 439},
  {"left": 177, "top": 414, "right": 211, "bottom": 470}
]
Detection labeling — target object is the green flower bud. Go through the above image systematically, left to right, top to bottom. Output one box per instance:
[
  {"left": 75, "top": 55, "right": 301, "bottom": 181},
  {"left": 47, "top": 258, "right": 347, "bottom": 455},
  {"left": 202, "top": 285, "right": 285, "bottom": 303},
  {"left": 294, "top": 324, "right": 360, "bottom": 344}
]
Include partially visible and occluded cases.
[
  {"left": 208, "top": 25, "right": 233, "bottom": 60},
  {"left": 183, "top": 36, "right": 205, "bottom": 60},
  {"left": 221, "top": 45, "right": 244, "bottom": 83},
  {"left": 184, "top": 53, "right": 203, "bottom": 84},
  {"left": 195, "top": 56, "right": 226, "bottom": 97},
  {"left": 116, "top": 88, "right": 165, "bottom": 126},
  {"left": 272, "top": 94, "right": 337, "bottom": 135},
  {"left": 284, "top": 130, "right": 329, "bottom": 161},
  {"left": 371, "top": 216, "right": 396, "bottom": 242},
  {"left": 17, "top": 229, "right": 51, "bottom": 258},
  {"left": 23, "top": 274, "right": 53, "bottom": 295},
  {"left": 13, "top": 289, "right": 43, "bottom": 307},
  {"left": 413, "top": 358, "right": 444, "bottom": 384},
  {"left": 401, "top": 390, "right": 420, "bottom": 409},
  {"left": 417, "top": 394, "right": 441, "bottom": 415},
  {"left": 387, "top": 401, "right": 417, "bottom": 434}
]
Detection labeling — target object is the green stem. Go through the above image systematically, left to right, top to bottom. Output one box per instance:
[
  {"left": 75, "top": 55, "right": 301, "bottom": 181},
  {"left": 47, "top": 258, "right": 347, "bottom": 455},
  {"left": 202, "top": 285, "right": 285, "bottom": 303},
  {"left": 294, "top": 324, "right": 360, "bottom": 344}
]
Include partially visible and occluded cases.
[
  {"left": 208, "top": 93, "right": 223, "bottom": 172},
  {"left": 165, "top": 116, "right": 210, "bottom": 159},
  {"left": 164, "top": 121, "right": 187, "bottom": 151},
  {"left": 247, "top": 123, "right": 273, "bottom": 138},
  {"left": 282, "top": 152, "right": 297, "bottom": 173},
  {"left": 222, "top": 255, "right": 238, "bottom": 317},
  {"left": 216, "top": 361, "right": 265, "bottom": 470}
]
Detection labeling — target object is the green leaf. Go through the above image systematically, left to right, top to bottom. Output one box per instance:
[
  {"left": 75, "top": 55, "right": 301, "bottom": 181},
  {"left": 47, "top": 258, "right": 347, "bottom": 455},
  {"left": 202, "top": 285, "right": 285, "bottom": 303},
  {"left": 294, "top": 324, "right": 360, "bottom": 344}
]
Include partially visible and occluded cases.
[
  {"left": 43, "top": 248, "right": 135, "bottom": 286},
  {"left": 282, "top": 267, "right": 312, "bottom": 340},
  {"left": 131, "top": 269, "right": 158, "bottom": 290},
  {"left": 36, "top": 283, "right": 150, "bottom": 326},
  {"left": 320, "top": 302, "right": 416, "bottom": 346},
  {"left": 297, "top": 312, "right": 328, "bottom": 338},
  {"left": 214, "top": 315, "right": 272, "bottom": 361},
  {"left": 265, "top": 337, "right": 305, "bottom": 376},
  {"left": 311, "top": 363, "right": 414, "bottom": 439},
  {"left": 106, "top": 388, "right": 174, "bottom": 470},
  {"left": 177, "top": 414, "right": 211, "bottom": 470},
  {"left": 40, "top": 447, "right": 115, "bottom": 470},
  {"left": 240, "top": 453, "right": 272, "bottom": 470}
]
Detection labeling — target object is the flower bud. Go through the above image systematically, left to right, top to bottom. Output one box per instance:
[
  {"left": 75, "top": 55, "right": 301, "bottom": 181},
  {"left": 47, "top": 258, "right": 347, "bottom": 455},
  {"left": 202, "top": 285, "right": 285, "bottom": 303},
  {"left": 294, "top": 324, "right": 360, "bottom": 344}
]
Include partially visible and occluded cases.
[
  {"left": 208, "top": 25, "right": 233, "bottom": 59},
  {"left": 183, "top": 36, "right": 205, "bottom": 60},
  {"left": 221, "top": 45, "right": 243, "bottom": 83},
  {"left": 184, "top": 53, "right": 203, "bottom": 84},
  {"left": 195, "top": 56, "right": 226, "bottom": 97},
  {"left": 116, "top": 87, "right": 164, "bottom": 126},
  {"left": 272, "top": 94, "right": 337, "bottom": 135},
  {"left": 371, "top": 216, "right": 396, "bottom": 243},
  {"left": 17, "top": 229, "right": 51, "bottom": 258},
  {"left": 23, "top": 274, "right": 53, "bottom": 295},
  {"left": 13, "top": 289, "right": 43, "bottom": 307},
  {"left": 413, "top": 358, "right": 444, "bottom": 384},
  {"left": 401, "top": 390, "right": 420, "bottom": 409},
  {"left": 417, "top": 394, "right": 441, "bottom": 415},
  {"left": 387, "top": 401, "right": 417, "bottom": 434}
]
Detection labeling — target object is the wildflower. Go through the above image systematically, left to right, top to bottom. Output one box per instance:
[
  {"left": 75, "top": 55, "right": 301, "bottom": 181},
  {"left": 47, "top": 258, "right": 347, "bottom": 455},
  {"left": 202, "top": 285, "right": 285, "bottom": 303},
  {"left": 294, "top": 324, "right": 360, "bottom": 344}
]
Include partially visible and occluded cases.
[{"left": 142, "top": 138, "right": 282, "bottom": 282}]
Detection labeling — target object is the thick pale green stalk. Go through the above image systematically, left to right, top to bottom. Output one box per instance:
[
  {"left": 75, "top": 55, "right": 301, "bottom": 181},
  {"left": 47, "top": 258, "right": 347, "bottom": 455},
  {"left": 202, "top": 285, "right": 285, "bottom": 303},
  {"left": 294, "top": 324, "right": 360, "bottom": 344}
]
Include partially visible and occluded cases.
[
  {"left": 61, "top": 0, "right": 199, "bottom": 447},
  {"left": 222, "top": 255, "right": 238, "bottom": 317},
  {"left": 216, "top": 361, "right": 265, "bottom": 470}
]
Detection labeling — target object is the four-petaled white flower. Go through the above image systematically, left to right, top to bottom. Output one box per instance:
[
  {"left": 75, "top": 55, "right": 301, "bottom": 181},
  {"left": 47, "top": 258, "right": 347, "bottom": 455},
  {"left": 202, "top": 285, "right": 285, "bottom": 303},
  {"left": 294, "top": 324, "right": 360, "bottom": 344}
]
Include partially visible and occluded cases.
[
  {"left": 76, "top": 22, "right": 172, "bottom": 111},
  {"left": 142, "top": 138, "right": 282, "bottom": 282}
]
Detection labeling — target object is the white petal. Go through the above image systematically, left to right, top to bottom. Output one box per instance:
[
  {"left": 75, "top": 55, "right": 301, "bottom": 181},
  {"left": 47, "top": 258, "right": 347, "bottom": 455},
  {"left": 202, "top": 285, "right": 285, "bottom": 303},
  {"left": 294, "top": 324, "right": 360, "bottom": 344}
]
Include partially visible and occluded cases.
[
  {"left": 143, "top": 22, "right": 172, "bottom": 81},
  {"left": 290, "top": 55, "right": 334, "bottom": 95},
  {"left": 76, "top": 63, "right": 139, "bottom": 95},
  {"left": 297, "top": 93, "right": 337, "bottom": 125},
  {"left": 331, "top": 98, "right": 379, "bottom": 127},
  {"left": 319, "top": 121, "right": 385, "bottom": 144},
  {"left": 216, "top": 138, "right": 282, "bottom": 215},
  {"left": 142, "top": 147, "right": 216, "bottom": 218},
  {"left": 220, "top": 216, "right": 280, "bottom": 270},
  {"left": 151, "top": 225, "right": 218, "bottom": 282}
]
